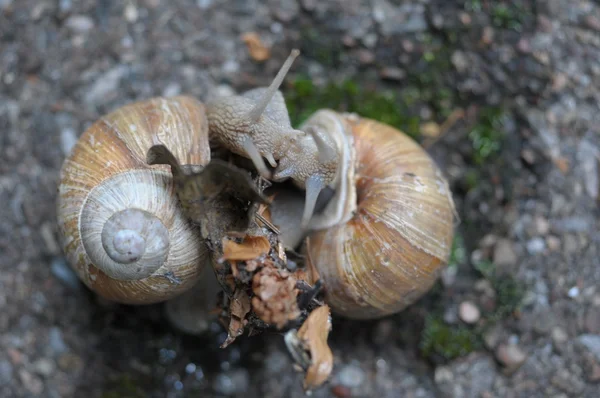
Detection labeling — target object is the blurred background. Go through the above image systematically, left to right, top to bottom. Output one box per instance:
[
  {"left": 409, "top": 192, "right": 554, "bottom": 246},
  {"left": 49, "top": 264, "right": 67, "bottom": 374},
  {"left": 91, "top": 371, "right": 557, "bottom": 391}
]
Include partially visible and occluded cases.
[{"left": 1, "top": 0, "right": 599, "bottom": 397}]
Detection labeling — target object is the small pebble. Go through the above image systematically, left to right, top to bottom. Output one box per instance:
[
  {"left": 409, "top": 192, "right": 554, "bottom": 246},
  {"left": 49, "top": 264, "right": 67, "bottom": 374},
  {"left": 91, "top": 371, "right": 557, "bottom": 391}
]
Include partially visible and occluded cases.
[
  {"left": 64, "top": 15, "right": 95, "bottom": 33},
  {"left": 60, "top": 128, "right": 78, "bottom": 156},
  {"left": 546, "top": 235, "right": 561, "bottom": 251},
  {"left": 526, "top": 237, "right": 545, "bottom": 255},
  {"left": 493, "top": 239, "right": 518, "bottom": 267},
  {"left": 51, "top": 258, "right": 81, "bottom": 291},
  {"left": 568, "top": 286, "right": 580, "bottom": 298},
  {"left": 459, "top": 301, "right": 481, "bottom": 324},
  {"left": 49, "top": 327, "right": 68, "bottom": 355},
  {"left": 552, "top": 327, "right": 568, "bottom": 346},
  {"left": 579, "top": 334, "right": 600, "bottom": 362},
  {"left": 496, "top": 343, "right": 527, "bottom": 372},
  {"left": 32, "top": 358, "right": 56, "bottom": 377},
  {"left": 0, "top": 360, "right": 13, "bottom": 385},
  {"left": 336, "top": 363, "right": 365, "bottom": 388},
  {"left": 19, "top": 369, "right": 43, "bottom": 395}
]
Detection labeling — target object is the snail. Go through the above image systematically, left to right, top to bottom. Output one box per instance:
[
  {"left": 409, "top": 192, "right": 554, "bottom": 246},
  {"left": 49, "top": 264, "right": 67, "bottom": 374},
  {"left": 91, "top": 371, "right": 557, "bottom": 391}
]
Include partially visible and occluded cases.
[{"left": 56, "top": 49, "right": 455, "bottom": 323}]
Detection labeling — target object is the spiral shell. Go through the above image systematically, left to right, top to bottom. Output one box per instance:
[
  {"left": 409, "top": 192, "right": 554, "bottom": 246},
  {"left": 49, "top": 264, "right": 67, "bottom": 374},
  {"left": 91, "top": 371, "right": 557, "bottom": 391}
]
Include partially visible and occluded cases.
[
  {"left": 57, "top": 96, "right": 211, "bottom": 304},
  {"left": 307, "top": 115, "right": 455, "bottom": 319}
]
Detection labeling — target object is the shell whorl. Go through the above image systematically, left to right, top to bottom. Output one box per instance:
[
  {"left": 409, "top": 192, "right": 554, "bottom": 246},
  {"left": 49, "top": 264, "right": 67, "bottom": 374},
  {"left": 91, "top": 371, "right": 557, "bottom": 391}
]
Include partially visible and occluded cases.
[
  {"left": 57, "top": 96, "right": 211, "bottom": 304},
  {"left": 306, "top": 115, "right": 455, "bottom": 319}
]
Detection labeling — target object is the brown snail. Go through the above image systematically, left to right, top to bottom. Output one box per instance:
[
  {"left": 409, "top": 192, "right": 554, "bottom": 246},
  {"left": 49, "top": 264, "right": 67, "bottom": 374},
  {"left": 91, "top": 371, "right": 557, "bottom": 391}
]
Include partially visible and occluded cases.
[{"left": 56, "top": 49, "right": 455, "bottom": 322}]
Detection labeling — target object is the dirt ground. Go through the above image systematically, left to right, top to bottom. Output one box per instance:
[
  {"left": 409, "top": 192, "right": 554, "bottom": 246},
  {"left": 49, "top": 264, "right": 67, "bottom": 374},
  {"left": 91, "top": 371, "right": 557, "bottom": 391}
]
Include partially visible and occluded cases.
[{"left": 1, "top": 1, "right": 599, "bottom": 397}]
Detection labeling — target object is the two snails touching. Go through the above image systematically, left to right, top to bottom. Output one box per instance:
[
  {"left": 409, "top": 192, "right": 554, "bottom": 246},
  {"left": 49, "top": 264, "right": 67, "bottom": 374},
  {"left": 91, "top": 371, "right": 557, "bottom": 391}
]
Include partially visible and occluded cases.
[{"left": 56, "top": 49, "right": 455, "bottom": 326}]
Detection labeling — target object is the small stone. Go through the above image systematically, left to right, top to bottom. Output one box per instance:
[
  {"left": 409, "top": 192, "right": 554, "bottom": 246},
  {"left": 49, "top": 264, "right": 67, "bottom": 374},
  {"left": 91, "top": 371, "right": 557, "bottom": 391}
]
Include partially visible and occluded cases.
[
  {"left": 196, "top": 0, "right": 213, "bottom": 9},
  {"left": 124, "top": 3, "right": 138, "bottom": 22},
  {"left": 459, "top": 12, "right": 471, "bottom": 25},
  {"left": 65, "top": 15, "right": 95, "bottom": 33},
  {"left": 584, "top": 15, "right": 600, "bottom": 32},
  {"left": 362, "top": 33, "right": 378, "bottom": 48},
  {"left": 342, "top": 35, "right": 356, "bottom": 47},
  {"left": 356, "top": 49, "right": 375, "bottom": 65},
  {"left": 451, "top": 51, "right": 469, "bottom": 73},
  {"left": 84, "top": 65, "right": 128, "bottom": 106},
  {"left": 379, "top": 67, "right": 405, "bottom": 81},
  {"left": 552, "top": 73, "right": 568, "bottom": 91},
  {"left": 60, "top": 127, "right": 78, "bottom": 156},
  {"left": 521, "top": 148, "right": 536, "bottom": 164},
  {"left": 534, "top": 216, "right": 550, "bottom": 235},
  {"left": 546, "top": 235, "right": 561, "bottom": 251},
  {"left": 526, "top": 238, "right": 545, "bottom": 255},
  {"left": 493, "top": 239, "right": 517, "bottom": 267},
  {"left": 51, "top": 258, "right": 81, "bottom": 291},
  {"left": 568, "top": 286, "right": 580, "bottom": 299},
  {"left": 459, "top": 301, "right": 480, "bottom": 324},
  {"left": 532, "top": 309, "right": 555, "bottom": 335},
  {"left": 585, "top": 309, "right": 600, "bottom": 334},
  {"left": 483, "top": 326, "right": 503, "bottom": 350},
  {"left": 49, "top": 327, "right": 68, "bottom": 355},
  {"left": 552, "top": 327, "right": 568, "bottom": 346},
  {"left": 578, "top": 334, "right": 600, "bottom": 362},
  {"left": 496, "top": 343, "right": 527, "bottom": 372},
  {"left": 33, "top": 358, "right": 56, "bottom": 377},
  {"left": 0, "top": 359, "right": 13, "bottom": 385},
  {"left": 588, "top": 361, "right": 600, "bottom": 382},
  {"left": 336, "top": 363, "right": 365, "bottom": 388},
  {"left": 434, "top": 366, "right": 453, "bottom": 384},
  {"left": 19, "top": 369, "right": 44, "bottom": 395},
  {"left": 213, "top": 369, "right": 250, "bottom": 396},
  {"left": 331, "top": 385, "right": 352, "bottom": 398}
]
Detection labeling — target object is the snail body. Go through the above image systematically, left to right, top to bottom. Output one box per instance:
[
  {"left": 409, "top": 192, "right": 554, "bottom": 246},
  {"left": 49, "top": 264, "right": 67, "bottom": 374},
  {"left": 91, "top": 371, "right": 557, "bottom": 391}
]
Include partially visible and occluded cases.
[{"left": 57, "top": 50, "right": 454, "bottom": 321}]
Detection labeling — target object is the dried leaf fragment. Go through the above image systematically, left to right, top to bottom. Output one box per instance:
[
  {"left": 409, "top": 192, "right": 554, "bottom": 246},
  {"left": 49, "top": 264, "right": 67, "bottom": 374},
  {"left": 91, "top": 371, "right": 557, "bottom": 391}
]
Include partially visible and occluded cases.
[
  {"left": 241, "top": 32, "right": 271, "bottom": 61},
  {"left": 220, "top": 235, "right": 270, "bottom": 262},
  {"left": 252, "top": 266, "right": 300, "bottom": 329},
  {"left": 221, "top": 288, "right": 251, "bottom": 348},
  {"left": 286, "top": 305, "right": 333, "bottom": 391}
]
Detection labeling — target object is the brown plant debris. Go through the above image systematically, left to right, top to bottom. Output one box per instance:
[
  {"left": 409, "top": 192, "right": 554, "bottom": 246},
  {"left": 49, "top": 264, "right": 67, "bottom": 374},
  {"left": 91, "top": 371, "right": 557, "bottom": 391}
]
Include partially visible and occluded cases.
[
  {"left": 241, "top": 32, "right": 271, "bottom": 61},
  {"left": 220, "top": 235, "right": 271, "bottom": 262},
  {"left": 252, "top": 265, "right": 301, "bottom": 329},
  {"left": 221, "top": 288, "right": 252, "bottom": 348},
  {"left": 284, "top": 305, "right": 333, "bottom": 391}
]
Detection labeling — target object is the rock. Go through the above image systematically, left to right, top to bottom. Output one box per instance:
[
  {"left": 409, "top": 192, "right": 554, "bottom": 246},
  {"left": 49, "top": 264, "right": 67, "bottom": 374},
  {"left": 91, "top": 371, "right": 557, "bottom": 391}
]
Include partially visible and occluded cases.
[
  {"left": 373, "top": 1, "right": 427, "bottom": 35},
  {"left": 64, "top": 15, "right": 95, "bottom": 33},
  {"left": 451, "top": 51, "right": 469, "bottom": 73},
  {"left": 83, "top": 65, "right": 128, "bottom": 106},
  {"left": 379, "top": 67, "right": 405, "bottom": 81},
  {"left": 59, "top": 127, "right": 77, "bottom": 157},
  {"left": 577, "top": 135, "right": 599, "bottom": 200},
  {"left": 546, "top": 235, "right": 561, "bottom": 251},
  {"left": 526, "top": 238, "right": 546, "bottom": 255},
  {"left": 493, "top": 239, "right": 518, "bottom": 267},
  {"left": 51, "top": 258, "right": 81, "bottom": 291},
  {"left": 459, "top": 301, "right": 481, "bottom": 324},
  {"left": 585, "top": 309, "right": 600, "bottom": 334},
  {"left": 48, "top": 327, "right": 68, "bottom": 355},
  {"left": 551, "top": 327, "right": 568, "bottom": 346},
  {"left": 579, "top": 334, "right": 600, "bottom": 362},
  {"left": 496, "top": 343, "right": 527, "bottom": 373},
  {"left": 32, "top": 358, "right": 56, "bottom": 377},
  {"left": 0, "top": 359, "right": 13, "bottom": 386},
  {"left": 336, "top": 363, "right": 366, "bottom": 388},
  {"left": 434, "top": 366, "right": 453, "bottom": 384},
  {"left": 19, "top": 369, "right": 44, "bottom": 395},
  {"left": 213, "top": 369, "right": 250, "bottom": 396},
  {"left": 551, "top": 369, "right": 586, "bottom": 396}
]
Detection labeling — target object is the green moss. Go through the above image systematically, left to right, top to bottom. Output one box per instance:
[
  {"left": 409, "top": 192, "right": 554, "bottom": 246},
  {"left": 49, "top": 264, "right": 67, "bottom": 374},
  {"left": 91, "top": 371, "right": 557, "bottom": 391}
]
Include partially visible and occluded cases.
[
  {"left": 491, "top": 2, "right": 526, "bottom": 31},
  {"left": 284, "top": 77, "right": 421, "bottom": 138},
  {"left": 468, "top": 107, "right": 506, "bottom": 165},
  {"left": 490, "top": 274, "right": 525, "bottom": 320},
  {"left": 420, "top": 315, "right": 482, "bottom": 360},
  {"left": 101, "top": 374, "right": 146, "bottom": 398}
]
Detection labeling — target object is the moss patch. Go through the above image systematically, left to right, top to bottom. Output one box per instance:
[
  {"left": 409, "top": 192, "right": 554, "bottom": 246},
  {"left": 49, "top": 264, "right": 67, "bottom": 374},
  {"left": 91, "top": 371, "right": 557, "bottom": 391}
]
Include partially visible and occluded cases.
[
  {"left": 284, "top": 77, "right": 422, "bottom": 138},
  {"left": 468, "top": 107, "right": 506, "bottom": 165}
]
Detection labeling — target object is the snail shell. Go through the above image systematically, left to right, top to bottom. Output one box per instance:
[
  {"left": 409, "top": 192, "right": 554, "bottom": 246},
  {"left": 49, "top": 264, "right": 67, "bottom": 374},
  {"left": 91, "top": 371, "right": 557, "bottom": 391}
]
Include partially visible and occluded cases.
[
  {"left": 56, "top": 96, "right": 211, "bottom": 304},
  {"left": 273, "top": 111, "right": 455, "bottom": 320}
]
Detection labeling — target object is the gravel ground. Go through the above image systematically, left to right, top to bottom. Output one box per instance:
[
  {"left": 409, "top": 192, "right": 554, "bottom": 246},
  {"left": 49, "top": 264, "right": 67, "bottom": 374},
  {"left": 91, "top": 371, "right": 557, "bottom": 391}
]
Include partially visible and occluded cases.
[{"left": 1, "top": 0, "right": 599, "bottom": 397}]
